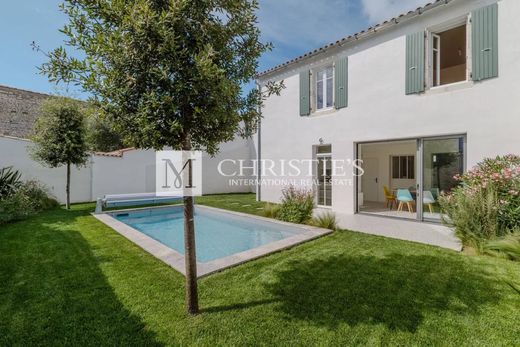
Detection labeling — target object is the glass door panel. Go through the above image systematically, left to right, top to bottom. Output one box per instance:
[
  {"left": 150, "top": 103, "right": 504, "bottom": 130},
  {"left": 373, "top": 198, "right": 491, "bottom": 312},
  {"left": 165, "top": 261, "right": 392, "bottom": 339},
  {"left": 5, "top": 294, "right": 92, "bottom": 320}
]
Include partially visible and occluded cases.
[
  {"left": 422, "top": 137, "right": 464, "bottom": 221},
  {"left": 317, "top": 155, "right": 332, "bottom": 207}
]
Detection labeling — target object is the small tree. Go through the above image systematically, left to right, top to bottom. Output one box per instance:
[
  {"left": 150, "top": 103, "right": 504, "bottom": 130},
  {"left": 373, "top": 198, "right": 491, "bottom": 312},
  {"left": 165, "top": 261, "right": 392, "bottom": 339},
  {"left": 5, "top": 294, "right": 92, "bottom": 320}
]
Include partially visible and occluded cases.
[
  {"left": 36, "top": 0, "right": 282, "bottom": 314},
  {"left": 31, "top": 97, "right": 89, "bottom": 209},
  {"left": 85, "top": 107, "right": 125, "bottom": 152}
]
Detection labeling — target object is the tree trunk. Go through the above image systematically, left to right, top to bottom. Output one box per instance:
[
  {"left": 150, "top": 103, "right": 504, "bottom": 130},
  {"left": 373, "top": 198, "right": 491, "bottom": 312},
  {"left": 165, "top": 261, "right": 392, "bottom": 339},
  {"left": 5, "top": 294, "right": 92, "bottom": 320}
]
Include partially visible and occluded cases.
[
  {"left": 182, "top": 136, "right": 199, "bottom": 315},
  {"left": 66, "top": 162, "right": 71, "bottom": 210}
]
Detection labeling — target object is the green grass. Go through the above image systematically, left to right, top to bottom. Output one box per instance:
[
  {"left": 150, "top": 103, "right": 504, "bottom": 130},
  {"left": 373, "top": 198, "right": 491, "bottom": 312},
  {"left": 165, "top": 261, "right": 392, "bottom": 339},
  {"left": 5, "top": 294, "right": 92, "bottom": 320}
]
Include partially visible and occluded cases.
[
  {"left": 196, "top": 193, "right": 267, "bottom": 215},
  {"left": 1, "top": 194, "right": 519, "bottom": 346}
]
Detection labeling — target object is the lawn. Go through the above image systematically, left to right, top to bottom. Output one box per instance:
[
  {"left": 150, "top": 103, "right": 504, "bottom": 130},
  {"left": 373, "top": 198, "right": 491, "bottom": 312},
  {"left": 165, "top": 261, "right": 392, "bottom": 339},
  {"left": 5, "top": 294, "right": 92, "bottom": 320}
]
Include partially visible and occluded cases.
[{"left": 0, "top": 194, "right": 519, "bottom": 346}]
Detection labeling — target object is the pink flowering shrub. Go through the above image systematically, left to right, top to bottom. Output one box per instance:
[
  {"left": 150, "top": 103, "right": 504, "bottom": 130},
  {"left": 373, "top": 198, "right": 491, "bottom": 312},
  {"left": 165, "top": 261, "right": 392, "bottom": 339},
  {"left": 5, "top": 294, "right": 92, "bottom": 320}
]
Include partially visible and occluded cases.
[{"left": 439, "top": 155, "right": 520, "bottom": 250}]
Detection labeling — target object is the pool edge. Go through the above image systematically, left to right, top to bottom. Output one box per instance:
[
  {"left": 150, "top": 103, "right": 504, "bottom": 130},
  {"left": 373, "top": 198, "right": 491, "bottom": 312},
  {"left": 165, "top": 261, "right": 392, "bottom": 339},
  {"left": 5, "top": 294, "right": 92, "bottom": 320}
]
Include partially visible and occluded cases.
[{"left": 92, "top": 205, "right": 333, "bottom": 278}]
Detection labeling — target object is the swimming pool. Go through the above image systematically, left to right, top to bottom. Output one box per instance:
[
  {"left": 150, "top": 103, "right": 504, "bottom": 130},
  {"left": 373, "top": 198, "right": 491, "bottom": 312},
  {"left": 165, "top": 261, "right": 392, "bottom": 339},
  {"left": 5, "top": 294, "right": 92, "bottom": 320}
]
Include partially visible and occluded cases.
[
  {"left": 95, "top": 205, "right": 332, "bottom": 277},
  {"left": 112, "top": 206, "right": 305, "bottom": 262}
]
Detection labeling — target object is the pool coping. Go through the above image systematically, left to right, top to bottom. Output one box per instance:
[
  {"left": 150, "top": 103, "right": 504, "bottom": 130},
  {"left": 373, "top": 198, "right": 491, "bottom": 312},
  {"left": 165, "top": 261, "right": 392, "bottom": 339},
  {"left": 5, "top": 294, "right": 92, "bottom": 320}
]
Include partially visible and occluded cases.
[{"left": 92, "top": 204, "right": 333, "bottom": 278}]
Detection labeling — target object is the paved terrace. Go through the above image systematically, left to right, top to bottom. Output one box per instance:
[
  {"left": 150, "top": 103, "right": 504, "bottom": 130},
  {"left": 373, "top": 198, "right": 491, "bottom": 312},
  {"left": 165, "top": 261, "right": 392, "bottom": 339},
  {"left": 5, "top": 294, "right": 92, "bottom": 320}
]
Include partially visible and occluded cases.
[{"left": 333, "top": 212, "right": 462, "bottom": 251}]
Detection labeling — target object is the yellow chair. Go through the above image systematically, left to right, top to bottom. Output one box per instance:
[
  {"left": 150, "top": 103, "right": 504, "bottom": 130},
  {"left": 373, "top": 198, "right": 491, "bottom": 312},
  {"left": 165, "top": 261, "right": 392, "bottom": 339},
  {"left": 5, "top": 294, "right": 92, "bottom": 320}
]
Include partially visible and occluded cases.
[{"left": 383, "top": 186, "right": 397, "bottom": 210}]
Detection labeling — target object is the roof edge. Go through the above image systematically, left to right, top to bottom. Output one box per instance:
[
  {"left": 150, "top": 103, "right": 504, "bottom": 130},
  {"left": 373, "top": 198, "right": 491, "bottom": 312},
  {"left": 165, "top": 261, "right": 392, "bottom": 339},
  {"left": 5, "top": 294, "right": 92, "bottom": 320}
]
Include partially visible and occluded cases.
[
  {"left": 256, "top": 0, "right": 454, "bottom": 80},
  {"left": 0, "top": 84, "right": 54, "bottom": 98},
  {"left": 0, "top": 134, "right": 33, "bottom": 142},
  {"left": 94, "top": 148, "right": 136, "bottom": 157}
]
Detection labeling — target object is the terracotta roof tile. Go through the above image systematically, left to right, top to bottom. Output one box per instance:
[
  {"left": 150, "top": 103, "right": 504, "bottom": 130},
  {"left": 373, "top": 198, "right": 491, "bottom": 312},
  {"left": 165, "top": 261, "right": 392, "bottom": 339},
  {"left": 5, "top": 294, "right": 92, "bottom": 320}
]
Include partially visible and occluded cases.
[{"left": 94, "top": 148, "right": 135, "bottom": 157}]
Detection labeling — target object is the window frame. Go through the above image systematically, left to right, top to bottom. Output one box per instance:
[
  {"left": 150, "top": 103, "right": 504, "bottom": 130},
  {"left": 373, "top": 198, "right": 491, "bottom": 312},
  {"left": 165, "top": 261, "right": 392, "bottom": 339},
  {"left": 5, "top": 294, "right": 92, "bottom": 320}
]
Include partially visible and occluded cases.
[
  {"left": 427, "top": 15, "right": 471, "bottom": 89},
  {"left": 432, "top": 33, "right": 441, "bottom": 87},
  {"left": 313, "top": 64, "right": 335, "bottom": 113},
  {"left": 315, "top": 144, "right": 333, "bottom": 207},
  {"left": 391, "top": 155, "right": 415, "bottom": 180}
]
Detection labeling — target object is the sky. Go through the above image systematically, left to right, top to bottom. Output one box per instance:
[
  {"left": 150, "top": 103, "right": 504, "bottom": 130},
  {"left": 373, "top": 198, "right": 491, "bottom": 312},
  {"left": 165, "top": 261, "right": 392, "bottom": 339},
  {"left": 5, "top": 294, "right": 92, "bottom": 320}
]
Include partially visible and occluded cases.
[{"left": 0, "top": 0, "right": 428, "bottom": 98}]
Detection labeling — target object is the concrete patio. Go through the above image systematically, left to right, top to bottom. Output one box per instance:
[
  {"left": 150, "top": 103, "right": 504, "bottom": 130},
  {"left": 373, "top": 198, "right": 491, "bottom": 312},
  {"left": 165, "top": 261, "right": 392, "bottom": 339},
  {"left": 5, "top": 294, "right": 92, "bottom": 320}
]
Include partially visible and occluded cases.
[{"left": 333, "top": 212, "right": 462, "bottom": 251}]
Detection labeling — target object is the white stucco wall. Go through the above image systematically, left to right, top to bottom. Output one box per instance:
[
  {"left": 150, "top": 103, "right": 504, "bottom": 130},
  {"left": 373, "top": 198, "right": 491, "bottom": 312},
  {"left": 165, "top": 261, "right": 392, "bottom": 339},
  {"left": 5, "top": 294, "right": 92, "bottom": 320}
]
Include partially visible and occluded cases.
[
  {"left": 257, "top": 0, "right": 520, "bottom": 215},
  {"left": 0, "top": 136, "right": 92, "bottom": 203},
  {"left": 1, "top": 136, "right": 253, "bottom": 203},
  {"left": 201, "top": 138, "right": 255, "bottom": 195},
  {"left": 91, "top": 149, "right": 157, "bottom": 199}
]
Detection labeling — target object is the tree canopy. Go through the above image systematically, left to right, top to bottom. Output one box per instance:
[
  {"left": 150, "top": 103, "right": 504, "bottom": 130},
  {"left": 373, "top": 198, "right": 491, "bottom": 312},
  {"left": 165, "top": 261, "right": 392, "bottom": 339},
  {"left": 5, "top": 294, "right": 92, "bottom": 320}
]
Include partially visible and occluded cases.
[
  {"left": 38, "top": 0, "right": 282, "bottom": 154},
  {"left": 31, "top": 97, "right": 89, "bottom": 168},
  {"left": 85, "top": 107, "right": 126, "bottom": 152}
]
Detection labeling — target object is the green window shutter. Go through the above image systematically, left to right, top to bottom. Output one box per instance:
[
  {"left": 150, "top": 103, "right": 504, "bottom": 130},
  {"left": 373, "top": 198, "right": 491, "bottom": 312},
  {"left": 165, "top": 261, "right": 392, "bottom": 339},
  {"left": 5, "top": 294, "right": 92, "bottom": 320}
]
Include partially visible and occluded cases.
[
  {"left": 472, "top": 3, "right": 498, "bottom": 81},
  {"left": 405, "top": 31, "right": 425, "bottom": 95},
  {"left": 334, "top": 57, "right": 348, "bottom": 109},
  {"left": 299, "top": 70, "right": 310, "bottom": 116}
]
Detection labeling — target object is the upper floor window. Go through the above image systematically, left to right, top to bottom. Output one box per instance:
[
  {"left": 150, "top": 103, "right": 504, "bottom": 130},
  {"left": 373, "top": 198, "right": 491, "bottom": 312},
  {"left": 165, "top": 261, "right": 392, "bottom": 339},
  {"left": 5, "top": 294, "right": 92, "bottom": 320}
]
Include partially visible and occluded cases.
[
  {"left": 406, "top": 4, "right": 500, "bottom": 96},
  {"left": 429, "top": 23, "right": 467, "bottom": 87},
  {"left": 299, "top": 58, "right": 347, "bottom": 116},
  {"left": 315, "top": 65, "right": 333, "bottom": 111}
]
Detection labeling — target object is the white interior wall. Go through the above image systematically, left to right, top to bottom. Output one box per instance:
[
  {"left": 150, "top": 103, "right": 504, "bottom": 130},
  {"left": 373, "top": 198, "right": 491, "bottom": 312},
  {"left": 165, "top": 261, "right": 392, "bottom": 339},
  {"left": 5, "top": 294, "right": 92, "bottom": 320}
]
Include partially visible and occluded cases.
[{"left": 360, "top": 141, "right": 416, "bottom": 203}]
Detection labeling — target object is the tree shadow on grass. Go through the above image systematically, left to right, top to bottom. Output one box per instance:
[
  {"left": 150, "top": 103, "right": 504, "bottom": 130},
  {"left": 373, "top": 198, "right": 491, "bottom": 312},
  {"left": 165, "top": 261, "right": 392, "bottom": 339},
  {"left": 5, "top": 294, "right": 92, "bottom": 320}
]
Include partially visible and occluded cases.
[
  {"left": 0, "top": 209, "right": 163, "bottom": 346},
  {"left": 264, "top": 254, "right": 502, "bottom": 332},
  {"left": 200, "top": 299, "right": 277, "bottom": 314}
]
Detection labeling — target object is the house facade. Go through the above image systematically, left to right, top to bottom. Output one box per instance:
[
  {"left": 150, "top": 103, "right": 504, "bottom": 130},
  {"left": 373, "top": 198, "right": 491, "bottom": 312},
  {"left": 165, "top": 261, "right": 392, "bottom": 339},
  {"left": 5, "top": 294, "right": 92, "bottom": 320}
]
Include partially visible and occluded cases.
[{"left": 256, "top": 0, "right": 520, "bottom": 223}]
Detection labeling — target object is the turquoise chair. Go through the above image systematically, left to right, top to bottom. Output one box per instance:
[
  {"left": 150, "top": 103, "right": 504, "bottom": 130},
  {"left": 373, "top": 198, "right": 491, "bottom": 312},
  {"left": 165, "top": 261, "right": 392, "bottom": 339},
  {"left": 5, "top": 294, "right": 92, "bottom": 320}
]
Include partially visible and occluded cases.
[
  {"left": 430, "top": 188, "right": 440, "bottom": 200},
  {"left": 396, "top": 189, "right": 414, "bottom": 213},
  {"left": 423, "top": 191, "right": 436, "bottom": 214}
]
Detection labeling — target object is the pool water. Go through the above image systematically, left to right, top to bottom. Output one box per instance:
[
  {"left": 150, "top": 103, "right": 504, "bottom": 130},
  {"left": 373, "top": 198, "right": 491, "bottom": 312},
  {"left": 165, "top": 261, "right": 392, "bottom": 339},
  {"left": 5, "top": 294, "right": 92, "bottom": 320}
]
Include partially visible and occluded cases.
[{"left": 112, "top": 206, "right": 302, "bottom": 262}]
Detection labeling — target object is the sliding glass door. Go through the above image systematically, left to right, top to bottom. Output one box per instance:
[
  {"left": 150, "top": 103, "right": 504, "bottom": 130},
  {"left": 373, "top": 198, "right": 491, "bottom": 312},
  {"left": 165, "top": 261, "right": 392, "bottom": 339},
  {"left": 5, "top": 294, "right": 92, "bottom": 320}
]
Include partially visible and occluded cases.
[
  {"left": 356, "top": 135, "right": 465, "bottom": 222},
  {"left": 420, "top": 136, "right": 465, "bottom": 222}
]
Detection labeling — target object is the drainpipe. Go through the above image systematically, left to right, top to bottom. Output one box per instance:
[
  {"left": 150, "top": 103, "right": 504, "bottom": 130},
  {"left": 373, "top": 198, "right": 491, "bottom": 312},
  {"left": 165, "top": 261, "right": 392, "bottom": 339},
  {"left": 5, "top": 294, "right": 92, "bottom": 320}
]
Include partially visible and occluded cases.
[
  {"left": 256, "top": 81, "right": 262, "bottom": 202},
  {"left": 89, "top": 154, "right": 94, "bottom": 202}
]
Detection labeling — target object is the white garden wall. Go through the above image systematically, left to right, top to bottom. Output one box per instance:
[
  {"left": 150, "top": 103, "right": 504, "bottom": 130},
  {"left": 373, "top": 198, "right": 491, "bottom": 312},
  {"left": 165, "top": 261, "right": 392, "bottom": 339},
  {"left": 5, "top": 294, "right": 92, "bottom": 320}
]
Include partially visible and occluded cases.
[
  {"left": 0, "top": 135, "right": 253, "bottom": 204},
  {"left": 0, "top": 136, "right": 91, "bottom": 203},
  {"left": 201, "top": 138, "right": 256, "bottom": 195},
  {"left": 91, "top": 149, "right": 157, "bottom": 199}
]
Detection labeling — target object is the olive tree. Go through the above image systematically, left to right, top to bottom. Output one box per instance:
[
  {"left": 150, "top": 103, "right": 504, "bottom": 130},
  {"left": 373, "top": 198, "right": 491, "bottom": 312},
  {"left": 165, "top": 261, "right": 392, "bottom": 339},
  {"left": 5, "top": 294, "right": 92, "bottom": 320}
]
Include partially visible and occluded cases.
[
  {"left": 36, "top": 0, "right": 282, "bottom": 314},
  {"left": 31, "top": 97, "right": 89, "bottom": 209}
]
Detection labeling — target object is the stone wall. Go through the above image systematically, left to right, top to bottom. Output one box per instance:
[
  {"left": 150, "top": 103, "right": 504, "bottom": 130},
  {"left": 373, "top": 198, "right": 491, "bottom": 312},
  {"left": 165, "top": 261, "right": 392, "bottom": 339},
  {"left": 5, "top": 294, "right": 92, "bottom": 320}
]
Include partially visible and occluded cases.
[{"left": 0, "top": 85, "right": 50, "bottom": 139}]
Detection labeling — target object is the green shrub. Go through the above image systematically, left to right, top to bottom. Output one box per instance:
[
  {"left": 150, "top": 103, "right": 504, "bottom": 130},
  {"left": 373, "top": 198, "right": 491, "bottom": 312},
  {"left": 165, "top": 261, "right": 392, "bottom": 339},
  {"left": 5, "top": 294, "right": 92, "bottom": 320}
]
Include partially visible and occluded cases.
[
  {"left": 439, "top": 154, "right": 520, "bottom": 252},
  {"left": 454, "top": 154, "right": 520, "bottom": 231},
  {"left": 0, "top": 167, "right": 22, "bottom": 198},
  {"left": 0, "top": 180, "right": 58, "bottom": 225},
  {"left": 21, "top": 180, "right": 60, "bottom": 211},
  {"left": 439, "top": 185, "right": 500, "bottom": 251},
  {"left": 276, "top": 186, "right": 315, "bottom": 224},
  {"left": 263, "top": 203, "right": 281, "bottom": 219},
  {"left": 309, "top": 212, "right": 338, "bottom": 230},
  {"left": 484, "top": 230, "right": 520, "bottom": 261}
]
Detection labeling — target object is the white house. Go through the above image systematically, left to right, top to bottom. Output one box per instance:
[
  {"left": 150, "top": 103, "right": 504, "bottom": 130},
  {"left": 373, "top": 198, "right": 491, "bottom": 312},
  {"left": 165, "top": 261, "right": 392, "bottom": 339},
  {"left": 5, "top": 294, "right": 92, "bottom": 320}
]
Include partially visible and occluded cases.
[{"left": 255, "top": 0, "right": 520, "bottom": 223}]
